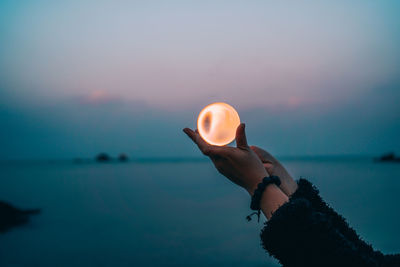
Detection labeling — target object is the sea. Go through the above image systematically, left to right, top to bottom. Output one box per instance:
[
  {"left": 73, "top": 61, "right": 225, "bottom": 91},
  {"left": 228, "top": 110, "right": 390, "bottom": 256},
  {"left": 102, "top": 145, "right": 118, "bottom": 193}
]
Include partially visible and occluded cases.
[{"left": 0, "top": 157, "right": 399, "bottom": 267}]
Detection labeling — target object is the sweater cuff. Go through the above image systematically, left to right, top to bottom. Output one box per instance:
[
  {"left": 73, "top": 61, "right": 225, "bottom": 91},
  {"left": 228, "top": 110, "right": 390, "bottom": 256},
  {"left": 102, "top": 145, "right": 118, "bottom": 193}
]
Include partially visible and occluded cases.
[
  {"left": 260, "top": 178, "right": 385, "bottom": 266},
  {"left": 290, "top": 178, "right": 324, "bottom": 208},
  {"left": 291, "top": 179, "right": 378, "bottom": 257},
  {"left": 260, "top": 197, "right": 381, "bottom": 267}
]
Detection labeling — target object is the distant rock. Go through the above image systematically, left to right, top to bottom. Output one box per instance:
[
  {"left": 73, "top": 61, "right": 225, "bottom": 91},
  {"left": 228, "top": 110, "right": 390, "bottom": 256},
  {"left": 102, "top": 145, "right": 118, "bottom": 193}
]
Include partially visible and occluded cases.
[
  {"left": 374, "top": 152, "right": 400, "bottom": 163},
  {"left": 96, "top": 153, "right": 111, "bottom": 162},
  {"left": 118, "top": 153, "right": 129, "bottom": 162},
  {"left": 0, "top": 201, "right": 40, "bottom": 233}
]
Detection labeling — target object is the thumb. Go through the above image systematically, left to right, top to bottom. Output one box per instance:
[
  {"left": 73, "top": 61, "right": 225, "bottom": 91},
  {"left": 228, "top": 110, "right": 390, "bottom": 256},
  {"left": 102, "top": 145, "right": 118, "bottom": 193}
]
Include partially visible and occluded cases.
[
  {"left": 235, "top": 123, "right": 248, "bottom": 149},
  {"left": 250, "top": 145, "right": 263, "bottom": 157},
  {"left": 263, "top": 162, "right": 275, "bottom": 176}
]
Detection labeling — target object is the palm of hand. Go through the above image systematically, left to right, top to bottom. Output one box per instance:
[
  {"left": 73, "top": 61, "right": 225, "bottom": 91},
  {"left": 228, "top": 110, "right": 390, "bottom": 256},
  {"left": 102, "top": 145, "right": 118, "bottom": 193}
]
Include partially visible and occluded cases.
[
  {"left": 183, "top": 124, "right": 267, "bottom": 194},
  {"left": 210, "top": 147, "right": 267, "bottom": 193}
]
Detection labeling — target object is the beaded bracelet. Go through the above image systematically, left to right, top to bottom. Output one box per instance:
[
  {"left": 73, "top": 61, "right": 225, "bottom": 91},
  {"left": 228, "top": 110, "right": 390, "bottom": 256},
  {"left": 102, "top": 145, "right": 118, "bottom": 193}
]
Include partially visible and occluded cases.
[{"left": 246, "top": 176, "right": 281, "bottom": 222}]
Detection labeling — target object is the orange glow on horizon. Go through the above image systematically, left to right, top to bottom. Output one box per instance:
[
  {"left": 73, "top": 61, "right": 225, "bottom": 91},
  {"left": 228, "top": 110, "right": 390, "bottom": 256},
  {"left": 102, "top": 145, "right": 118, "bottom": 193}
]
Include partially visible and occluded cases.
[{"left": 197, "top": 102, "right": 240, "bottom": 146}]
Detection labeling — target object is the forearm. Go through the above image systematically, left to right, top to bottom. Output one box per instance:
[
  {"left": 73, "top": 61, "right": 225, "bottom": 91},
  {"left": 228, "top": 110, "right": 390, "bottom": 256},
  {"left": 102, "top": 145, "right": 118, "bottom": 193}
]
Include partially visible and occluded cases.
[
  {"left": 246, "top": 176, "right": 288, "bottom": 220},
  {"left": 259, "top": 184, "right": 288, "bottom": 219}
]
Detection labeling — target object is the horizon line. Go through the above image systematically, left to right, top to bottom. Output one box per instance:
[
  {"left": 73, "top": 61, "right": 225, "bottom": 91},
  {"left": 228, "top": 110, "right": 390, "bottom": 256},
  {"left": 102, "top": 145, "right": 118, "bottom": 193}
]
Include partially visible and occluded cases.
[{"left": 0, "top": 154, "right": 383, "bottom": 164}]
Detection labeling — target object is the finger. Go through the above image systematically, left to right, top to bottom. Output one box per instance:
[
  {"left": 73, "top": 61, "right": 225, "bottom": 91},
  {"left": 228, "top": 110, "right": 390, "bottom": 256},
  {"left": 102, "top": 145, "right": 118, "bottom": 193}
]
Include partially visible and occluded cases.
[
  {"left": 235, "top": 123, "right": 249, "bottom": 149},
  {"left": 183, "top": 128, "right": 222, "bottom": 156},
  {"left": 183, "top": 128, "right": 197, "bottom": 142},
  {"left": 183, "top": 128, "right": 209, "bottom": 153},
  {"left": 184, "top": 128, "right": 208, "bottom": 152},
  {"left": 194, "top": 129, "right": 228, "bottom": 154},
  {"left": 194, "top": 132, "right": 213, "bottom": 155},
  {"left": 197, "top": 135, "right": 230, "bottom": 157},
  {"left": 249, "top": 145, "right": 260, "bottom": 152},
  {"left": 250, "top": 145, "right": 274, "bottom": 163},
  {"left": 250, "top": 145, "right": 263, "bottom": 157},
  {"left": 250, "top": 146, "right": 275, "bottom": 174},
  {"left": 250, "top": 146, "right": 268, "bottom": 162},
  {"left": 263, "top": 162, "right": 275, "bottom": 176}
]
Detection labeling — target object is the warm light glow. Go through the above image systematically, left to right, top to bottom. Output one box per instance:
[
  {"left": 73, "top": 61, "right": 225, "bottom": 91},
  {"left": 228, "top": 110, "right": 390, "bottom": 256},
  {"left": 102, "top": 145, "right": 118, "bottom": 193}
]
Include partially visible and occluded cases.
[{"left": 197, "top": 102, "right": 240, "bottom": 146}]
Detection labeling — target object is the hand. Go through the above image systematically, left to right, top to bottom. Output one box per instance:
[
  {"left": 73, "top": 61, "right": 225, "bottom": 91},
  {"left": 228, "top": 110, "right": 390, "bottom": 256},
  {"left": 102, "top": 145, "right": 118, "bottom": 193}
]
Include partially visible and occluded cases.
[
  {"left": 183, "top": 123, "right": 268, "bottom": 195},
  {"left": 250, "top": 146, "right": 298, "bottom": 196}
]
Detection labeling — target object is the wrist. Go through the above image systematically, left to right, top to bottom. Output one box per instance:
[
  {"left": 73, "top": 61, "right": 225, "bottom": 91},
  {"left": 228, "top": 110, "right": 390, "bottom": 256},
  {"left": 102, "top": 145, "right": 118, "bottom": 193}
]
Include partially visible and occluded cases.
[
  {"left": 246, "top": 175, "right": 269, "bottom": 196},
  {"left": 246, "top": 176, "right": 284, "bottom": 221},
  {"left": 249, "top": 176, "right": 281, "bottom": 210},
  {"left": 247, "top": 181, "right": 263, "bottom": 196},
  {"left": 260, "top": 184, "right": 289, "bottom": 219}
]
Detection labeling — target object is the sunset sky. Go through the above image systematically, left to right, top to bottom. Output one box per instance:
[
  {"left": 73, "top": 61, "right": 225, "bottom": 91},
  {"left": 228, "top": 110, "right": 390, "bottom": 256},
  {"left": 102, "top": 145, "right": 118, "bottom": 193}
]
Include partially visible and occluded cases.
[{"left": 1, "top": 1, "right": 399, "bottom": 159}]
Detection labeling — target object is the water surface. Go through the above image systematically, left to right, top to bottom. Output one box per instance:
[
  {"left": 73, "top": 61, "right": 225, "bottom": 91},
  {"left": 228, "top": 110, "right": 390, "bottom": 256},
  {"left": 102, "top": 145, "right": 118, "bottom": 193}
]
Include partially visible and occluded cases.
[{"left": 0, "top": 158, "right": 399, "bottom": 266}]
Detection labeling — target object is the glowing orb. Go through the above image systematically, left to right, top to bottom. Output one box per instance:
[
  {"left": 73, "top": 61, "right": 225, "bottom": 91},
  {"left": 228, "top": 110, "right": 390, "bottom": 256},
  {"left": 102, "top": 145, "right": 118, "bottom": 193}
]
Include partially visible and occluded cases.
[{"left": 197, "top": 102, "right": 240, "bottom": 146}]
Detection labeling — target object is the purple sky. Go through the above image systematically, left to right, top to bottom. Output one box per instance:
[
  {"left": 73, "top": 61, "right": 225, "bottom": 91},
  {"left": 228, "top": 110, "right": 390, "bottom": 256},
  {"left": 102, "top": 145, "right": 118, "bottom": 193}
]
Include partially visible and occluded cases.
[{"left": 1, "top": 1, "right": 399, "bottom": 159}]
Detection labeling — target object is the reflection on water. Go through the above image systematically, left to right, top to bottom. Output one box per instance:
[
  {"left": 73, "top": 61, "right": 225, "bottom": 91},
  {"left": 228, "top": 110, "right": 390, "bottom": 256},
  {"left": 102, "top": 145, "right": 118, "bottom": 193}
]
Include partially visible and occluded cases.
[{"left": 0, "top": 158, "right": 399, "bottom": 266}]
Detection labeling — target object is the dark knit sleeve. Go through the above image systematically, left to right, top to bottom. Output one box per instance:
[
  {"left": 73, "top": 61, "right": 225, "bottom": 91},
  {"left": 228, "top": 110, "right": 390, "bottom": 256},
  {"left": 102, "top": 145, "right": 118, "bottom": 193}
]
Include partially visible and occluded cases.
[
  {"left": 259, "top": 179, "right": 400, "bottom": 266},
  {"left": 291, "top": 179, "right": 379, "bottom": 256},
  {"left": 260, "top": 198, "right": 382, "bottom": 267},
  {"left": 383, "top": 254, "right": 400, "bottom": 267}
]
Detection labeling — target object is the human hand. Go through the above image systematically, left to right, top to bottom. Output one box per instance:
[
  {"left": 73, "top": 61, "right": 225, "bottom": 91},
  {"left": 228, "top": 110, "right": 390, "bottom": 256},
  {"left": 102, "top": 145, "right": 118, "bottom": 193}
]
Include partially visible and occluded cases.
[
  {"left": 183, "top": 123, "right": 268, "bottom": 195},
  {"left": 250, "top": 146, "right": 298, "bottom": 196}
]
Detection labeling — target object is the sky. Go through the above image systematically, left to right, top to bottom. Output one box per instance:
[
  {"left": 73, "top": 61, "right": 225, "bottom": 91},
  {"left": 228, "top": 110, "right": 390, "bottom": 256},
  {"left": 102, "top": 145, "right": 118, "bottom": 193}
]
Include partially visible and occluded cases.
[{"left": 0, "top": 0, "right": 399, "bottom": 159}]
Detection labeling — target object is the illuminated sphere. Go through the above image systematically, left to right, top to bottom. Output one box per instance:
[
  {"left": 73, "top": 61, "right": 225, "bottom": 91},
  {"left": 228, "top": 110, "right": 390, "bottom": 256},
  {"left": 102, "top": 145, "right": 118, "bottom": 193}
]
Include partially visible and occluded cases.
[{"left": 197, "top": 102, "right": 240, "bottom": 146}]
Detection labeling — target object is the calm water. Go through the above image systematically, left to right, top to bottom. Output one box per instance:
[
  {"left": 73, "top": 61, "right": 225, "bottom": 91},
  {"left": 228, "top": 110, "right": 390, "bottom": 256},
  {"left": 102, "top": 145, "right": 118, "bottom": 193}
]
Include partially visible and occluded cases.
[{"left": 0, "top": 158, "right": 399, "bottom": 266}]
